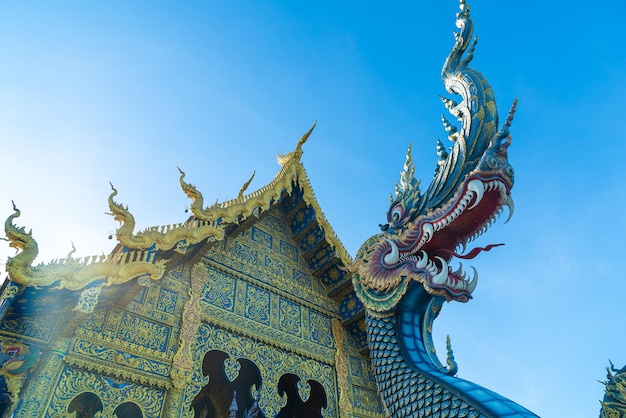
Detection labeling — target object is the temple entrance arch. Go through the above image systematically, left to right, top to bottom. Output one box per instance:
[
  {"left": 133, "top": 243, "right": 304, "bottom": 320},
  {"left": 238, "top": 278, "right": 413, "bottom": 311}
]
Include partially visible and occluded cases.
[
  {"left": 191, "top": 350, "right": 264, "bottom": 418},
  {"left": 275, "top": 373, "right": 327, "bottom": 418},
  {"left": 67, "top": 392, "right": 103, "bottom": 418},
  {"left": 113, "top": 401, "right": 143, "bottom": 418}
]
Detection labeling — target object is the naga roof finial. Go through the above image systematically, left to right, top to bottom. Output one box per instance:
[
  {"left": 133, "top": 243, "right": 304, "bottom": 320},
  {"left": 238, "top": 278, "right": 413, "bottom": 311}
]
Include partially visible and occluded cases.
[
  {"left": 295, "top": 120, "right": 316, "bottom": 153},
  {"left": 276, "top": 121, "right": 317, "bottom": 167},
  {"left": 238, "top": 171, "right": 256, "bottom": 200},
  {"left": 109, "top": 175, "right": 224, "bottom": 252},
  {"left": 4, "top": 201, "right": 166, "bottom": 290}
]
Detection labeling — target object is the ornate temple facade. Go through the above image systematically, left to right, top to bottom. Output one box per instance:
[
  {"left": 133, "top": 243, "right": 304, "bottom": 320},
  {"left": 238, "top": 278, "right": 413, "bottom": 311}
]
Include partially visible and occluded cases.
[
  {"left": 3, "top": 1, "right": 626, "bottom": 417},
  {"left": 0, "top": 124, "right": 384, "bottom": 417}
]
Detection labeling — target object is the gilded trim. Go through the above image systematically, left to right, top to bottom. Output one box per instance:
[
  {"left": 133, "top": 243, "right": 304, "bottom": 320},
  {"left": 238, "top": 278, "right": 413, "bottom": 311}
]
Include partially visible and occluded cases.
[
  {"left": 108, "top": 183, "right": 225, "bottom": 253},
  {"left": 4, "top": 202, "right": 166, "bottom": 290},
  {"left": 170, "top": 262, "right": 206, "bottom": 389},
  {"left": 332, "top": 319, "right": 353, "bottom": 417}
]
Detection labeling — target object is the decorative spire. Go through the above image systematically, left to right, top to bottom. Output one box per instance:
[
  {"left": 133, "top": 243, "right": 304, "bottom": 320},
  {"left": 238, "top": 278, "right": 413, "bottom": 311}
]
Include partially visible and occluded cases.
[
  {"left": 391, "top": 142, "right": 421, "bottom": 209},
  {"left": 400, "top": 142, "right": 415, "bottom": 192},
  {"left": 229, "top": 391, "right": 238, "bottom": 418}
]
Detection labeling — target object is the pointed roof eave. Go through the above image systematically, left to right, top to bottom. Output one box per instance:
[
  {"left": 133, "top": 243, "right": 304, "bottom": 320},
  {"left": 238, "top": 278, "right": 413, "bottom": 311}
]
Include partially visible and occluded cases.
[
  {"left": 181, "top": 122, "right": 350, "bottom": 262},
  {"left": 195, "top": 122, "right": 353, "bottom": 266},
  {"left": 293, "top": 163, "right": 352, "bottom": 265}
]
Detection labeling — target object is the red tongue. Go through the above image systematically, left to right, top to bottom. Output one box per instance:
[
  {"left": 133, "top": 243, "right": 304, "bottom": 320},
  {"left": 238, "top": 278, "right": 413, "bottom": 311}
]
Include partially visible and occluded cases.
[{"left": 440, "top": 243, "right": 505, "bottom": 259}]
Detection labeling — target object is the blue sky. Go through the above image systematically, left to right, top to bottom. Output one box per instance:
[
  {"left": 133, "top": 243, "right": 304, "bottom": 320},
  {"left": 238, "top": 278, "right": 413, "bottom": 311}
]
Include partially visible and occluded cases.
[{"left": 1, "top": 1, "right": 624, "bottom": 416}]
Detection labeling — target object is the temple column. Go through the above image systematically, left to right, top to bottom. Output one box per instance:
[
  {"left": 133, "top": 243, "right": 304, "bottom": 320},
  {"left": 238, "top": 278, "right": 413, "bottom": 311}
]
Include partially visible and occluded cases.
[
  {"left": 164, "top": 262, "right": 207, "bottom": 418},
  {"left": 12, "top": 307, "right": 88, "bottom": 417},
  {"left": 332, "top": 318, "right": 354, "bottom": 418},
  {"left": 13, "top": 336, "right": 71, "bottom": 418},
  {"left": 163, "top": 388, "right": 187, "bottom": 417}
]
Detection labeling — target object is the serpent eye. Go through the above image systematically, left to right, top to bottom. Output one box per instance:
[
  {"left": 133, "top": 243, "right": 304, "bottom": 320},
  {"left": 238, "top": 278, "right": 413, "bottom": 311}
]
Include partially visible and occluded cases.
[{"left": 388, "top": 204, "right": 404, "bottom": 225}]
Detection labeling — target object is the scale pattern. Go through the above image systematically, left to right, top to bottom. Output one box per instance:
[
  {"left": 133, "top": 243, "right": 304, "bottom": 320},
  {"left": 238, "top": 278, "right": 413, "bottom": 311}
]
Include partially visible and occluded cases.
[{"left": 367, "top": 313, "right": 485, "bottom": 418}]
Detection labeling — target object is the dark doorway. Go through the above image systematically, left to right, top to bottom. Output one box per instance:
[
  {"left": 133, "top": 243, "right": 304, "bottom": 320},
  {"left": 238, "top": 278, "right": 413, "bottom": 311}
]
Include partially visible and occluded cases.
[
  {"left": 191, "top": 350, "right": 265, "bottom": 418},
  {"left": 275, "top": 374, "right": 327, "bottom": 418},
  {"left": 67, "top": 392, "right": 104, "bottom": 418},
  {"left": 113, "top": 401, "right": 143, "bottom": 418}
]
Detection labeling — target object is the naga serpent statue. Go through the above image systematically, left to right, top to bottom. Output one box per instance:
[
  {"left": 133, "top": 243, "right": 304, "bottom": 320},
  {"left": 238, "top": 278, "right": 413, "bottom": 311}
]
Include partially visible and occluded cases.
[{"left": 348, "top": 1, "right": 538, "bottom": 417}]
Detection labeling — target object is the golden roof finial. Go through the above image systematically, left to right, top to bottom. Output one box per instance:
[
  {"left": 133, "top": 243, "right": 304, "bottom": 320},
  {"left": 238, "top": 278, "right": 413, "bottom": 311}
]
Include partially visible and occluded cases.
[
  {"left": 296, "top": 120, "right": 317, "bottom": 154},
  {"left": 277, "top": 121, "right": 317, "bottom": 167},
  {"left": 238, "top": 171, "right": 256, "bottom": 200}
]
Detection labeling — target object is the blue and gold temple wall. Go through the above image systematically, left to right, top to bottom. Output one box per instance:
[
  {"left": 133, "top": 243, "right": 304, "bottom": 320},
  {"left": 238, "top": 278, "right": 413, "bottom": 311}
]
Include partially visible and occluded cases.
[{"left": 0, "top": 200, "right": 383, "bottom": 417}]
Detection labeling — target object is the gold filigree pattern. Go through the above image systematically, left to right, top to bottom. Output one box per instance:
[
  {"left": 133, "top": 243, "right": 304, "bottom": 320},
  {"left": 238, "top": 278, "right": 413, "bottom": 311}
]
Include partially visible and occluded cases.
[
  {"left": 251, "top": 226, "right": 272, "bottom": 249},
  {"left": 205, "top": 228, "right": 337, "bottom": 313},
  {"left": 264, "top": 255, "right": 285, "bottom": 280},
  {"left": 202, "top": 269, "right": 236, "bottom": 311},
  {"left": 244, "top": 285, "right": 271, "bottom": 325},
  {"left": 73, "top": 286, "right": 102, "bottom": 313},
  {"left": 200, "top": 298, "right": 334, "bottom": 365},
  {"left": 279, "top": 299, "right": 302, "bottom": 337},
  {"left": 309, "top": 310, "right": 333, "bottom": 348},
  {"left": 1, "top": 312, "right": 57, "bottom": 342},
  {"left": 116, "top": 312, "right": 170, "bottom": 352},
  {"left": 185, "top": 323, "right": 338, "bottom": 418},
  {"left": 67, "top": 337, "right": 171, "bottom": 386},
  {"left": 223, "top": 357, "right": 241, "bottom": 382},
  {"left": 47, "top": 366, "right": 165, "bottom": 417},
  {"left": 353, "top": 386, "right": 384, "bottom": 415}
]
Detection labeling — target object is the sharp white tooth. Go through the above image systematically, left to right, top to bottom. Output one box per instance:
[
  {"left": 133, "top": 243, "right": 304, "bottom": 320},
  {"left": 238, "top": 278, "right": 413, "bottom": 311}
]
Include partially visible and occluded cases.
[
  {"left": 467, "top": 179, "right": 485, "bottom": 210},
  {"left": 503, "top": 195, "right": 515, "bottom": 224},
  {"left": 423, "top": 223, "right": 434, "bottom": 241},
  {"left": 383, "top": 239, "right": 399, "bottom": 265},
  {"left": 458, "top": 241, "right": 467, "bottom": 254},
  {"left": 416, "top": 250, "right": 428, "bottom": 268},
  {"left": 432, "top": 257, "right": 449, "bottom": 285},
  {"left": 453, "top": 262, "right": 463, "bottom": 276},
  {"left": 466, "top": 266, "right": 478, "bottom": 293},
  {"left": 453, "top": 279, "right": 463, "bottom": 290}
]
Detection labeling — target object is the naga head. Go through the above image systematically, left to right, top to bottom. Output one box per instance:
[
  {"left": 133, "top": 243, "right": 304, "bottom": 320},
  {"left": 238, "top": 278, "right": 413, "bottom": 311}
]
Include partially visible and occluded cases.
[
  {"left": 350, "top": 0, "right": 516, "bottom": 313},
  {"left": 107, "top": 182, "right": 133, "bottom": 225},
  {"left": 4, "top": 201, "right": 37, "bottom": 255}
]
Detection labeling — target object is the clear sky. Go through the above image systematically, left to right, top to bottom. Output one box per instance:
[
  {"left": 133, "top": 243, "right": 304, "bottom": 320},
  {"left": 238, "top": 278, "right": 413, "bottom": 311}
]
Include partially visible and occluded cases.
[{"left": 0, "top": 1, "right": 624, "bottom": 416}]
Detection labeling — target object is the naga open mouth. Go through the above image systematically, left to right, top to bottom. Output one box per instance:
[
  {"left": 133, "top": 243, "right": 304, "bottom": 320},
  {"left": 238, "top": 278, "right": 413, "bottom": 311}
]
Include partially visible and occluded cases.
[{"left": 355, "top": 175, "right": 513, "bottom": 302}]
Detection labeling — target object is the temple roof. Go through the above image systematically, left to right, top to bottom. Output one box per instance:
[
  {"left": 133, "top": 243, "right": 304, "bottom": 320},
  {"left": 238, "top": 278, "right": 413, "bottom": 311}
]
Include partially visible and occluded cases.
[{"left": 2, "top": 122, "right": 368, "bottom": 350}]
